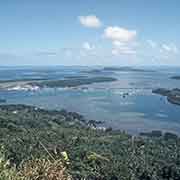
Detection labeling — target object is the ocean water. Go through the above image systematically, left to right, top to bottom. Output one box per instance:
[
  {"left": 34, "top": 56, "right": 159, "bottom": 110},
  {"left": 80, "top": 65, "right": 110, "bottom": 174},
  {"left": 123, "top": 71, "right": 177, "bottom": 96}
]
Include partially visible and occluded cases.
[{"left": 0, "top": 66, "right": 180, "bottom": 134}]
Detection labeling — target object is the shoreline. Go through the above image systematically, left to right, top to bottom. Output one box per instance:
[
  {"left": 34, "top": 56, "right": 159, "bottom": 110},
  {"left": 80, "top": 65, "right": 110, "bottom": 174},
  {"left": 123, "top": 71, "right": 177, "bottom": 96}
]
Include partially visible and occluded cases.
[{"left": 0, "top": 103, "right": 178, "bottom": 139}]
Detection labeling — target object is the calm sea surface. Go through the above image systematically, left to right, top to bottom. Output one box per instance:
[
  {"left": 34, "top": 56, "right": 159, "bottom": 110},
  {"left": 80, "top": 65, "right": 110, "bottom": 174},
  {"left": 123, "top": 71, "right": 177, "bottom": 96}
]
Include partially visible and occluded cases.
[{"left": 0, "top": 66, "right": 180, "bottom": 134}]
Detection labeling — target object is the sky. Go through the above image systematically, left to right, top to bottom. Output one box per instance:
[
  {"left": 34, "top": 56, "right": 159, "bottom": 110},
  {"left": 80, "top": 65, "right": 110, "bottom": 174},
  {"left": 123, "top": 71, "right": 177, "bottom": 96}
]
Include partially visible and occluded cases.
[{"left": 0, "top": 0, "right": 180, "bottom": 66}]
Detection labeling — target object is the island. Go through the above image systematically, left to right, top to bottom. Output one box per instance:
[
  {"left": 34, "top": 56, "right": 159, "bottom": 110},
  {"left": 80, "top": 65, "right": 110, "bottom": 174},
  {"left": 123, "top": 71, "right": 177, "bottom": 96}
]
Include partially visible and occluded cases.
[
  {"left": 103, "top": 66, "right": 155, "bottom": 72},
  {"left": 81, "top": 67, "right": 155, "bottom": 75},
  {"left": 81, "top": 69, "right": 116, "bottom": 76},
  {"left": 82, "top": 69, "right": 103, "bottom": 74},
  {"left": 171, "top": 76, "right": 180, "bottom": 80},
  {"left": 0, "top": 77, "right": 117, "bottom": 91},
  {"left": 28, "top": 77, "right": 117, "bottom": 88},
  {"left": 152, "top": 88, "right": 180, "bottom": 105},
  {"left": 0, "top": 104, "right": 180, "bottom": 179}
]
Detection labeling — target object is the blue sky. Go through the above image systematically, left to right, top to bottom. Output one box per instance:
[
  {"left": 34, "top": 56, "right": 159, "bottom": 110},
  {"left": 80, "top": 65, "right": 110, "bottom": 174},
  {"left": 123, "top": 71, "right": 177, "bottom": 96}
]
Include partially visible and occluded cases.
[{"left": 0, "top": 0, "right": 180, "bottom": 66}]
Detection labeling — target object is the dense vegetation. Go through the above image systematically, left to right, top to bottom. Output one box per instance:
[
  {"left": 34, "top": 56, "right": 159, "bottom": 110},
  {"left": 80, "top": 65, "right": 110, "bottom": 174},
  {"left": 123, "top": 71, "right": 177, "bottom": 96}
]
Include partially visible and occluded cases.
[
  {"left": 28, "top": 77, "right": 117, "bottom": 88},
  {"left": 0, "top": 104, "right": 180, "bottom": 179}
]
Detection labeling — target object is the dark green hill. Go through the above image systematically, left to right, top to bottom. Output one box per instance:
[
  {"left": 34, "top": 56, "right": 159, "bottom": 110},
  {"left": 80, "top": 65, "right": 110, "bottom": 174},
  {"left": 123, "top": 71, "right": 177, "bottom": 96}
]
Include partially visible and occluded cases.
[{"left": 0, "top": 104, "right": 180, "bottom": 179}]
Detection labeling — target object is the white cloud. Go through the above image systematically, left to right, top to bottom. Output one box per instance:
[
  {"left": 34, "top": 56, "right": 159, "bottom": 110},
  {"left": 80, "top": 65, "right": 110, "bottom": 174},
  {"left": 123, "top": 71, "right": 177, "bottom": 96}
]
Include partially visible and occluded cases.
[
  {"left": 79, "top": 15, "right": 102, "bottom": 28},
  {"left": 103, "top": 26, "right": 137, "bottom": 56},
  {"left": 104, "top": 26, "right": 137, "bottom": 42},
  {"left": 112, "top": 40, "right": 136, "bottom": 55},
  {"left": 112, "top": 40, "right": 138, "bottom": 48},
  {"left": 147, "top": 40, "right": 157, "bottom": 48},
  {"left": 112, "top": 41, "right": 126, "bottom": 47},
  {"left": 80, "top": 42, "right": 97, "bottom": 58},
  {"left": 82, "top": 42, "right": 95, "bottom": 51},
  {"left": 161, "top": 43, "right": 178, "bottom": 54},
  {"left": 162, "top": 44, "right": 171, "bottom": 51},
  {"left": 170, "top": 44, "right": 178, "bottom": 53},
  {"left": 112, "top": 47, "right": 136, "bottom": 55}
]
